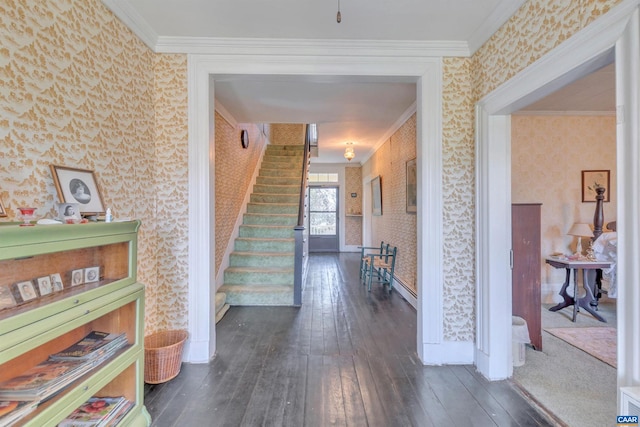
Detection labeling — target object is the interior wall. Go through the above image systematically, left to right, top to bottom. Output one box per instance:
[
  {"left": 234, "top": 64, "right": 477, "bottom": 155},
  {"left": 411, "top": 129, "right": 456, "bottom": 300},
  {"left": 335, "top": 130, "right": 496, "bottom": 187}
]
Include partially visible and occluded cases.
[
  {"left": 0, "top": 0, "right": 194, "bottom": 334},
  {"left": 153, "top": 54, "right": 189, "bottom": 332},
  {"left": 214, "top": 113, "right": 268, "bottom": 275},
  {"left": 361, "top": 114, "right": 417, "bottom": 294},
  {"left": 511, "top": 115, "right": 617, "bottom": 302},
  {"left": 271, "top": 123, "right": 305, "bottom": 145},
  {"left": 344, "top": 166, "right": 363, "bottom": 247}
]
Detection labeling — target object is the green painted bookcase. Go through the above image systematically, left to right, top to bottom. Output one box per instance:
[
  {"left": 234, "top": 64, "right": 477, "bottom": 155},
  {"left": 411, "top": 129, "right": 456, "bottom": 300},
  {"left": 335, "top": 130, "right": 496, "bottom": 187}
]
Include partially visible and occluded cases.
[{"left": 0, "top": 221, "right": 150, "bottom": 426}]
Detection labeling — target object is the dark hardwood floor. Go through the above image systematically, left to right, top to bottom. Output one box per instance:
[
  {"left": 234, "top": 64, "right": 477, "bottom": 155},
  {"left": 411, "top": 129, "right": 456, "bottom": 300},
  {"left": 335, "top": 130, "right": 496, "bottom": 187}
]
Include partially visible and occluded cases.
[{"left": 144, "top": 253, "right": 552, "bottom": 426}]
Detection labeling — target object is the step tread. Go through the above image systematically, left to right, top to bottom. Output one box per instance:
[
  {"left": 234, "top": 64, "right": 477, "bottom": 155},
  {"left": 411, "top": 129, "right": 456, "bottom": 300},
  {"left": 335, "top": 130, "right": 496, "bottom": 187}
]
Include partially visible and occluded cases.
[
  {"left": 231, "top": 251, "right": 295, "bottom": 257},
  {"left": 225, "top": 266, "right": 294, "bottom": 273}
]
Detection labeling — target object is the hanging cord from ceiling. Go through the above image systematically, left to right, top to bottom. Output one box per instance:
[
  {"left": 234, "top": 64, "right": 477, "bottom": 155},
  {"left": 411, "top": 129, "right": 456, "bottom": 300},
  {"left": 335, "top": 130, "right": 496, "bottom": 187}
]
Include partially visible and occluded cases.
[{"left": 337, "top": 0, "right": 342, "bottom": 23}]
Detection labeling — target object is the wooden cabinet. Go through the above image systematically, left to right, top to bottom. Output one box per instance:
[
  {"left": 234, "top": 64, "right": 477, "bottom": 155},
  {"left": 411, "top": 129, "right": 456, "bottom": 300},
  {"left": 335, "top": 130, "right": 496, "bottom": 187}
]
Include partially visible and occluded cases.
[
  {"left": 512, "top": 204, "right": 542, "bottom": 350},
  {"left": 0, "top": 221, "right": 150, "bottom": 426}
]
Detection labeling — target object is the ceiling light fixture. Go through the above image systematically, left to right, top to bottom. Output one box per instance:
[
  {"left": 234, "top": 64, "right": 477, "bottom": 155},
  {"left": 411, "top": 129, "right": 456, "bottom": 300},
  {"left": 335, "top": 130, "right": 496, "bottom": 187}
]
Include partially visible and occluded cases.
[
  {"left": 336, "top": 0, "right": 342, "bottom": 23},
  {"left": 344, "top": 142, "right": 355, "bottom": 161}
]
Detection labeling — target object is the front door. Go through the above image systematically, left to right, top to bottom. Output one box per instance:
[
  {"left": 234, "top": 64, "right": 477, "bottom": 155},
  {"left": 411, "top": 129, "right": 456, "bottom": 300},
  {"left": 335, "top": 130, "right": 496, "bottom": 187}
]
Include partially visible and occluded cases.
[{"left": 309, "top": 186, "right": 339, "bottom": 252}]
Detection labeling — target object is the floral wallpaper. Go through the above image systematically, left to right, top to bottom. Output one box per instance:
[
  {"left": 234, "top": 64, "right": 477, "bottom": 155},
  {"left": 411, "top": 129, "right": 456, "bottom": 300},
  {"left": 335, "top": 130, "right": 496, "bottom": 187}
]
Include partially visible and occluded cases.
[
  {"left": 0, "top": 0, "right": 191, "bottom": 334},
  {"left": 443, "top": 0, "right": 622, "bottom": 341},
  {"left": 152, "top": 54, "right": 189, "bottom": 331},
  {"left": 441, "top": 58, "right": 476, "bottom": 340},
  {"left": 215, "top": 114, "right": 268, "bottom": 275},
  {"left": 362, "top": 114, "right": 417, "bottom": 294},
  {"left": 512, "top": 115, "right": 616, "bottom": 301},
  {"left": 344, "top": 166, "right": 362, "bottom": 246}
]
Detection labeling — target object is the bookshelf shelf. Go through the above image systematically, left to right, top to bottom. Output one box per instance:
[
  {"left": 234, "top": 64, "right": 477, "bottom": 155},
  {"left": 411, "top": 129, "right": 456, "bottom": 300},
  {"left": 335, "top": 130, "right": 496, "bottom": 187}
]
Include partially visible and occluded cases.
[{"left": 0, "top": 221, "right": 150, "bottom": 427}]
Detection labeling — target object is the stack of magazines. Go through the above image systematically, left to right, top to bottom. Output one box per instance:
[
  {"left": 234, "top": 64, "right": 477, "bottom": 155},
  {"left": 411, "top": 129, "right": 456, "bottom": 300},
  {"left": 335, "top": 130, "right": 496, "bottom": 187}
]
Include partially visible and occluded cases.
[
  {"left": 0, "top": 331, "right": 128, "bottom": 422},
  {"left": 49, "top": 331, "right": 128, "bottom": 365},
  {"left": 0, "top": 359, "right": 95, "bottom": 402},
  {"left": 58, "top": 396, "right": 133, "bottom": 427},
  {"left": 0, "top": 400, "right": 38, "bottom": 427}
]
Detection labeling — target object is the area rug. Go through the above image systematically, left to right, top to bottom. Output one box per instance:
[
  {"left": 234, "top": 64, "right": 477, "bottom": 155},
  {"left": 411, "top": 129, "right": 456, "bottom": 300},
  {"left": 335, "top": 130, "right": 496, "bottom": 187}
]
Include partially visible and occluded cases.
[{"left": 545, "top": 327, "right": 616, "bottom": 368}]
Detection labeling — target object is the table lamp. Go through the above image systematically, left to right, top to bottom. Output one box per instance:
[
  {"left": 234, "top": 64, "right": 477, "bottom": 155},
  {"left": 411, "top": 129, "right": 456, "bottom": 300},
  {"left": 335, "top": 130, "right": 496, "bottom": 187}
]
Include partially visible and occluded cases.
[{"left": 567, "top": 223, "right": 593, "bottom": 255}]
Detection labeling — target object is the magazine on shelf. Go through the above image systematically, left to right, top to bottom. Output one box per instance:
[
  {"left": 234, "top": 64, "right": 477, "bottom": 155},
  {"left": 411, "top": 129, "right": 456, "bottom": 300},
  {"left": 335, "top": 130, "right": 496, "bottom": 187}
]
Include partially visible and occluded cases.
[
  {"left": 49, "top": 331, "right": 128, "bottom": 362},
  {"left": 0, "top": 359, "right": 91, "bottom": 401},
  {"left": 58, "top": 396, "right": 132, "bottom": 427},
  {"left": 0, "top": 400, "right": 38, "bottom": 427}
]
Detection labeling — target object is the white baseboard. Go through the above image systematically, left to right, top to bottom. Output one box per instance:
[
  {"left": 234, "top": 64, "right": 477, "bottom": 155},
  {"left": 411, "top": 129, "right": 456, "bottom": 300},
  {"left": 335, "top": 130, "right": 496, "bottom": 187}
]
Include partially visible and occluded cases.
[{"left": 421, "top": 340, "right": 475, "bottom": 365}]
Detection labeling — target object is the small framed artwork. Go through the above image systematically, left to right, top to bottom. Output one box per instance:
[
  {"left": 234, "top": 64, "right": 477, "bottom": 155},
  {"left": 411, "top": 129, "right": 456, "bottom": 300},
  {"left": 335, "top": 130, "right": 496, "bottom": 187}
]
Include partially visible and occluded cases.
[
  {"left": 406, "top": 158, "right": 417, "bottom": 214},
  {"left": 50, "top": 165, "right": 105, "bottom": 215},
  {"left": 582, "top": 170, "right": 610, "bottom": 202},
  {"left": 371, "top": 175, "right": 382, "bottom": 216},
  {"left": 0, "top": 195, "right": 6, "bottom": 217},
  {"left": 57, "top": 202, "right": 82, "bottom": 223},
  {"left": 84, "top": 266, "right": 100, "bottom": 283},
  {"left": 71, "top": 269, "right": 84, "bottom": 286},
  {"left": 50, "top": 273, "right": 64, "bottom": 292},
  {"left": 37, "top": 276, "right": 53, "bottom": 296},
  {"left": 16, "top": 280, "right": 37, "bottom": 302},
  {"left": 0, "top": 285, "right": 17, "bottom": 310}
]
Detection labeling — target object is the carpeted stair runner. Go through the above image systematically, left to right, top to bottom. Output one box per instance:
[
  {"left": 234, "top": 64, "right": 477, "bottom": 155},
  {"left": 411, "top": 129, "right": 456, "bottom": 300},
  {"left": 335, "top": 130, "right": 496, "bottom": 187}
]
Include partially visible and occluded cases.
[{"left": 219, "top": 144, "right": 304, "bottom": 305}]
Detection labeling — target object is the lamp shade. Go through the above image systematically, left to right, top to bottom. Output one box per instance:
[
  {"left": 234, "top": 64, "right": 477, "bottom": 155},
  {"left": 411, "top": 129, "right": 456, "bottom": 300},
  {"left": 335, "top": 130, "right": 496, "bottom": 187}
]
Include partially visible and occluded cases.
[{"left": 567, "top": 223, "right": 592, "bottom": 237}]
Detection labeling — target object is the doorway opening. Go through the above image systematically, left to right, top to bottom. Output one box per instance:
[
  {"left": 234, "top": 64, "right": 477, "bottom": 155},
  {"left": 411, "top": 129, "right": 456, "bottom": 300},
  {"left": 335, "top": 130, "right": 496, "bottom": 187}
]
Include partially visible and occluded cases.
[{"left": 309, "top": 185, "right": 340, "bottom": 253}]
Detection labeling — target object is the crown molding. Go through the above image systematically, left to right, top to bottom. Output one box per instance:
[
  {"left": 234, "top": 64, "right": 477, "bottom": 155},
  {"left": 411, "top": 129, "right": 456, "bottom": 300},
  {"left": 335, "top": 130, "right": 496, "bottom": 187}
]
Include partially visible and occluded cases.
[
  {"left": 102, "top": 0, "right": 159, "bottom": 49},
  {"left": 467, "top": 0, "right": 528, "bottom": 55},
  {"left": 155, "top": 37, "right": 470, "bottom": 57}
]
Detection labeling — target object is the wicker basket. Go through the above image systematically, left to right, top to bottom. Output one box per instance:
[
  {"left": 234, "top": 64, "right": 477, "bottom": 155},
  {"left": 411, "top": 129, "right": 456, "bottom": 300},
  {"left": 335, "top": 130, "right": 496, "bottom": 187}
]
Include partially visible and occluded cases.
[{"left": 144, "top": 329, "right": 188, "bottom": 384}]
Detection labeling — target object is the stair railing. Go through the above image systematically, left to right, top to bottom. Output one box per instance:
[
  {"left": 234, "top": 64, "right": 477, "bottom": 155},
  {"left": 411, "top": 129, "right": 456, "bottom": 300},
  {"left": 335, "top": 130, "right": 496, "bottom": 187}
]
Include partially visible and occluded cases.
[{"left": 293, "top": 125, "right": 312, "bottom": 306}]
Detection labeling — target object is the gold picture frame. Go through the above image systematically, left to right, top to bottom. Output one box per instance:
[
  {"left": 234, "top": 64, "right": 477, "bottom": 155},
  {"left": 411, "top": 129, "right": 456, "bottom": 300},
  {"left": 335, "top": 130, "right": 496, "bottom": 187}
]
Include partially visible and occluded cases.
[
  {"left": 406, "top": 158, "right": 417, "bottom": 214},
  {"left": 50, "top": 165, "right": 105, "bottom": 215},
  {"left": 371, "top": 175, "right": 382, "bottom": 216}
]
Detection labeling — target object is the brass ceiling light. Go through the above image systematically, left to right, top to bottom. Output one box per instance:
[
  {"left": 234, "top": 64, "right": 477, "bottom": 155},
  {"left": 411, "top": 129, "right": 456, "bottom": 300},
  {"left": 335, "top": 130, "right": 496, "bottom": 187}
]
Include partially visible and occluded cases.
[{"left": 337, "top": 0, "right": 341, "bottom": 23}]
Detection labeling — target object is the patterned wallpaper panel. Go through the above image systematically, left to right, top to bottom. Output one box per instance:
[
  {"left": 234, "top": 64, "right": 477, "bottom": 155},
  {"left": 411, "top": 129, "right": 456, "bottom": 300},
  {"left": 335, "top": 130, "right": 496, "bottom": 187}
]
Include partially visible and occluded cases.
[
  {"left": 0, "top": 0, "right": 193, "bottom": 334},
  {"left": 442, "top": 0, "right": 622, "bottom": 341},
  {"left": 473, "top": 0, "right": 622, "bottom": 100},
  {"left": 152, "top": 54, "right": 189, "bottom": 332},
  {"left": 441, "top": 58, "right": 476, "bottom": 341},
  {"left": 215, "top": 115, "right": 268, "bottom": 275},
  {"left": 362, "top": 115, "right": 417, "bottom": 294},
  {"left": 512, "top": 115, "right": 616, "bottom": 289},
  {"left": 271, "top": 123, "right": 304, "bottom": 145},
  {"left": 344, "top": 166, "right": 362, "bottom": 246}
]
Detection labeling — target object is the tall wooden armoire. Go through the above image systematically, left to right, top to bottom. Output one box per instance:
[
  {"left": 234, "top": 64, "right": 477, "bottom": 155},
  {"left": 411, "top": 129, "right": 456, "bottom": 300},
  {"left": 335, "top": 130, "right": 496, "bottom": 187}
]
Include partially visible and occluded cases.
[{"left": 511, "top": 203, "right": 542, "bottom": 350}]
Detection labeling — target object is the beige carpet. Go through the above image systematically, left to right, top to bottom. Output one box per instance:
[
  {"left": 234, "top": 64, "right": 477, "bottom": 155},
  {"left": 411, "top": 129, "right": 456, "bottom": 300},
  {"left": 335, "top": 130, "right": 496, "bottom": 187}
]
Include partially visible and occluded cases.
[{"left": 545, "top": 327, "right": 616, "bottom": 368}]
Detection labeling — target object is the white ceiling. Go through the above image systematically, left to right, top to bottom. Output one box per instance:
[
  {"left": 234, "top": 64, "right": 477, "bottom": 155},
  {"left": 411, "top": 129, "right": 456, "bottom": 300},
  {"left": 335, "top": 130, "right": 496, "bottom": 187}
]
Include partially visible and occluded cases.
[{"left": 104, "top": 0, "right": 614, "bottom": 164}]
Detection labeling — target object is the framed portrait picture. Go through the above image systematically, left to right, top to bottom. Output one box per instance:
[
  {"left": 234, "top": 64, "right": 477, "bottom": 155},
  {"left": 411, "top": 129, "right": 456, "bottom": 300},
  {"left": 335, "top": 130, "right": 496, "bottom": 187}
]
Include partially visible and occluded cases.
[
  {"left": 406, "top": 158, "right": 417, "bottom": 214},
  {"left": 50, "top": 165, "right": 105, "bottom": 215},
  {"left": 582, "top": 170, "right": 610, "bottom": 202},
  {"left": 371, "top": 175, "right": 382, "bottom": 216},
  {"left": 0, "top": 195, "right": 6, "bottom": 218},
  {"left": 57, "top": 202, "right": 82, "bottom": 223},
  {"left": 84, "top": 266, "right": 100, "bottom": 283},
  {"left": 71, "top": 269, "right": 84, "bottom": 286},
  {"left": 50, "top": 273, "right": 64, "bottom": 292},
  {"left": 37, "top": 276, "right": 53, "bottom": 296},
  {"left": 16, "top": 280, "right": 37, "bottom": 302},
  {"left": 0, "top": 285, "right": 17, "bottom": 310}
]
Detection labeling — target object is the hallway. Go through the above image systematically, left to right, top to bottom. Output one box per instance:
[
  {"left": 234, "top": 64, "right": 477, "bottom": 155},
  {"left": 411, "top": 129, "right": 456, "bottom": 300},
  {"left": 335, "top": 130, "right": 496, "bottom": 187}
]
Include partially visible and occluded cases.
[{"left": 145, "top": 253, "right": 552, "bottom": 426}]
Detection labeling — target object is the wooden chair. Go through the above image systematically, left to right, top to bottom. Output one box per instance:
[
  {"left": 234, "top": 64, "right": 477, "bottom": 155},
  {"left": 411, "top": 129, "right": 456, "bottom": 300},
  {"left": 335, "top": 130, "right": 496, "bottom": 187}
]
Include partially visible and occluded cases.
[
  {"left": 359, "top": 241, "right": 385, "bottom": 280},
  {"left": 363, "top": 245, "right": 397, "bottom": 292}
]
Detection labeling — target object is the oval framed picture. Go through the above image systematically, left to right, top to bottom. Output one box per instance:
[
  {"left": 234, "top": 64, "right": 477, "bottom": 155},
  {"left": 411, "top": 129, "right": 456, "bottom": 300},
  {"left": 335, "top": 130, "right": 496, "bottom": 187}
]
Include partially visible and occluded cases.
[{"left": 241, "top": 129, "right": 249, "bottom": 149}]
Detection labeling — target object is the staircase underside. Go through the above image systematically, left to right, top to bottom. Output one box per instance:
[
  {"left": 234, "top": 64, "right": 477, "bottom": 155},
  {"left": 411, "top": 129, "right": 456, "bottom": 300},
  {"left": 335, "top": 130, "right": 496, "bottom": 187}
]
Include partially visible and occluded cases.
[{"left": 219, "top": 144, "right": 304, "bottom": 306}]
